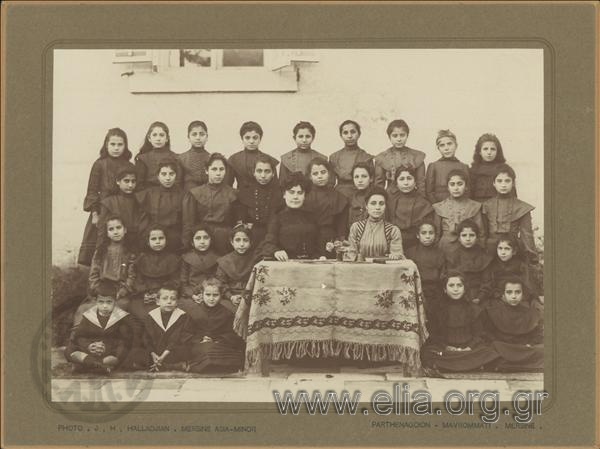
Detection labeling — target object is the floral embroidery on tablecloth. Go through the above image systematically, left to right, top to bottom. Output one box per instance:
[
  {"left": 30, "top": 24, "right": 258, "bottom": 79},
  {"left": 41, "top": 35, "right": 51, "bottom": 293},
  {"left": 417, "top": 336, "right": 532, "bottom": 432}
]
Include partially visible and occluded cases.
[
  {"left": 255, "top": 265, "right": 270, "bottom": 283},
  {"left": 253, "top": 287, "right": 271, "bottom": 306},
  {"left": 277, "top": 287, "right": 297, "bottom": 306},
  {"left": 375, "top": 290, "right": 394, "bottom": 308},
  {"left": 398, "top": 291, "right": 417, "bottom": 310}
]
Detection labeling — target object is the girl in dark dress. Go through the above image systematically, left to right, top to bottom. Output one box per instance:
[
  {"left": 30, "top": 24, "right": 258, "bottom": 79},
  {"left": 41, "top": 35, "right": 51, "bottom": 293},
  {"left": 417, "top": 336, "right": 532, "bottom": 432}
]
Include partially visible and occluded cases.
[
  {"left": 178, "top": 120, "right": 211, "bottom": 192},
  {"left": 329, "top": 120, "right": 374, "bottom": 199},
  {"left": 134, "top": 121, "right": 182, "bottom": 191},
  {"left": 279, "top": 121, "right": 327, "bottom": 188},
  {"left": 78, "top": 128, "right": 134, "bottom": 265},
  {"left": 469, "top": 133, "right": 508, "bottom": 203},
  {"left": 182, "top": 153, "right": 238, "bottom": 255},
  {"left": 235, "top": 155, "right": 284, "bottom": 246},
  {"left": 303, "top": 157, "right": 349, "bottom": 258},
  {"left": 136, "top": 160, "right": 183, "bottom": 252},
  {"left": 347, "top": 162, "right": 373, "bottom": 227},
  {"left": 482, "top": 164, "right": 537, "bottom": 263},
  {"left": 97, "top": 165, "right": 146, "bottom": 252},
  {"left": 387, "top": 165, "right": 435, "bottom": 250},
  {"left": 259, "top": 172, "right": 319, "bottom": 261},
  {"left": 445, "top": 219, "right": 493, "bottom": 305},
  {"left": 129, "top": 225, "right": 180, "bottom": 323},
  {"left": 178, "top": 225, "right": 219, "bottom": 319},
  {"left": 216, "top": 225, "right": 258, "bottom": 312},
  {"left": 484, "top": 235, "right": 537, "bottom": 302},
  {"left": 421, "top": 271, "right": 499, "bottom": 372},
  {"left": 481, "top": 277, "right": 544, "bottom": 371},
  {"left": 188, "top": 278, "right": 245, "bottom": 374}
]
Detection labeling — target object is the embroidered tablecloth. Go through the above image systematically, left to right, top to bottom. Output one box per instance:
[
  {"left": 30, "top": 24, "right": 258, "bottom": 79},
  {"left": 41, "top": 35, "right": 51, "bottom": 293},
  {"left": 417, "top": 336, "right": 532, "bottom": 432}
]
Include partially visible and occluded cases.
[{"left": 237, "top": 260, "right": 428, "bottom": 375}]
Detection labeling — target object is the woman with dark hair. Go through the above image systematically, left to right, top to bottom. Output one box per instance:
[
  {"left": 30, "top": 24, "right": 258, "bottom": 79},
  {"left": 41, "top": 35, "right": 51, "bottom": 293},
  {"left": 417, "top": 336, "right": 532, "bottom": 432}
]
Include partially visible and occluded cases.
[{"left": 258, "top": 172, "right": 319, "bottom": 261}]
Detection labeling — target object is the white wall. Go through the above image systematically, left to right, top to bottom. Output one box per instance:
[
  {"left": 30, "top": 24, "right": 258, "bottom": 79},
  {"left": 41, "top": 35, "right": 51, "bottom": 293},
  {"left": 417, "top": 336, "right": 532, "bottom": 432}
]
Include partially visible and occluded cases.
[{"left": 53, "top": 49, "right": 544, "bottom": 266}]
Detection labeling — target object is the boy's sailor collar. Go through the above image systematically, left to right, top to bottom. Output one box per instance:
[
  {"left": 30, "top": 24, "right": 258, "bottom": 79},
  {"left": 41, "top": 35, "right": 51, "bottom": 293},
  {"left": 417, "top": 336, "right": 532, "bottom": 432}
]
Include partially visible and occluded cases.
[
  {"left": 83, "top": 306, "right": 129, "bottom": 329},
  {"left": 148, "top": 307, "right": 186, "bottom": 331}
]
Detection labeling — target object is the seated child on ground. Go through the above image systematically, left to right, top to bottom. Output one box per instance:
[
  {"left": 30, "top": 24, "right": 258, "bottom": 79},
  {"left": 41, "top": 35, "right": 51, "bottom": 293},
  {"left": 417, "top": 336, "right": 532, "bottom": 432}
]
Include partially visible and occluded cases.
[
  {"left": 445, "top": 219, "right": 493, "bottom": 305},
  {"left": 178, "top": 225, "right": 219, "bottom": 318},
  {"left": 216, "top": 225, "right": 257, "bottom": 312},
  {"left": 420, "top": 272, "right": 499, "bottom": 372},
  {"left": 188, "top": 278, "right": 245, "bottom": 374},
  {"left": 481, "top": 278, "right": 544, "bottom": 371},
  {"left": 65, "top": 280, "right": 134, "bottom": 374},
  {"left": 133, "top": 284, "right": 193, "bottom": 372}
]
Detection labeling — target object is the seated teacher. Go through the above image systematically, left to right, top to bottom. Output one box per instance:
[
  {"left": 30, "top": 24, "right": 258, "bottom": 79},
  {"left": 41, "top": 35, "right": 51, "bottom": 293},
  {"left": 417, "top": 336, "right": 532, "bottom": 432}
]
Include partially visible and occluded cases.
[
  {"left": 258, "top": 172, "right": 320, "bottom": 261},
  {"left": 347, "top": 186, "right": 405, "bottom": 260}
]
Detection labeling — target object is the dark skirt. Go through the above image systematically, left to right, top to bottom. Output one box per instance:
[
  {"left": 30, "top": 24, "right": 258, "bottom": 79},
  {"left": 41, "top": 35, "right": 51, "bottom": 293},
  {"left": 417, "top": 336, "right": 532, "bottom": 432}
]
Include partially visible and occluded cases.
[
  {"left": 77, "top": 213, "right": 97, "bottom": 266},
  {"left": 188, "top": 340, "right": 243, "bottom": 373},
  {"left": 489, "top": 341, "right": 544, "bottom": 371},
  {"left": 421, "top": 342, "right": 500, "bottom": 372}
]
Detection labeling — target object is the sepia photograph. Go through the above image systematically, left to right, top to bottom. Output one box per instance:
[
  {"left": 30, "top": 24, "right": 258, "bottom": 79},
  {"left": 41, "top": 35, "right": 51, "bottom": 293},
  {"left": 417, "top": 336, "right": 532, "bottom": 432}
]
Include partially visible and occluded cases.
[
  {"left": 3, "top": 3, "right": 597, "bottom": 448},
  {"left": 51, "top": 47, "right": 545, "bottom": 402}
]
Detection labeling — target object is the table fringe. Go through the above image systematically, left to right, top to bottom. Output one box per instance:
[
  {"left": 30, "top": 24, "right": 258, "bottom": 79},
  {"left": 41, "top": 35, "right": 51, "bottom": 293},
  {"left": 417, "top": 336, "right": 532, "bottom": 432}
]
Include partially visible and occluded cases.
[{"left": 246, "top": 340, "right": 422, "bottom": 373}]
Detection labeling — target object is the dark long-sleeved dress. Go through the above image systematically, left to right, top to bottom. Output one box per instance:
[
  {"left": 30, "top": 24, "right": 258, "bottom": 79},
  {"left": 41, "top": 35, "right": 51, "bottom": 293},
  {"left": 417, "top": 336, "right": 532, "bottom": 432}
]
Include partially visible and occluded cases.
[
  {"left": 329, "top": 146, "right": 374, "bottom": 198},
  {"left": 374, "top": 146, "right": 426, "bottom": 194},
  {"left": 178, "top": 147, "right": 211, "bottom": 192},
  {"left": 279, "top": 147, "right": 327, "bottom": 188},
  {"left": 135, "top": 148, "right": 182, "bottom": 191},
  {"left": 226, "top": 149, "right": 279, "bottom": 190},
  {"left": 78, "top": 157, "right": 134, "bottom": 265},
  {"left": 425, "top": 157, "right": 470, "bottom": 204},
  {"left": 469, "top": 161, "right": 506, "bottom": 203},
  {"left": 235, "top": 178, "right": 284, "bottom": 245},
  {"left": 182, "top": 183, "right": 238, "bottom": 255},
  {"left": 136, "top": 185, "right": 184, "bottom": 251},
  {"left": 303, "top": 185, "right": 349, "bottom": 257},
  {"left": 347, "top": 188, "right": 369, "bottom": 227},
  {"left": 387, "top": 189, "right": 435, "bottom": 250},
  {"left": 97, "top": 191, "right": 147, "bottom": 251},
  {"left": 482, "top": 195, "right": 537, "bottom": 262},
  {"left": 258, "top": 207, "right": 320, "bottom": 259},
  {"left": 405, "top": 244, "right": 446, "bottom": 317},
  {"left": 445, "top": 245, "right": 493, "bottom": 304},
  {"left": 178, "top": 248, "right": 220, "bottom": 319},
  {"left": 215, "top": 250, "right": 258, "bottom": 312},
  {"left": 129, "top": 251, "right": 181, "bottom": 321},
  {"left": 484, "top": 256, "right": 536, "bottom": 300},
  {"left": 421, "top": 296, "right": 499, "bottom": 372},
  {"left": 482, "top": 300, "right": 544, "bottom": 371},
  {"left": 189, "top": 302, "right": 245, "bottom": 373},
  {"left": 65, "top": 306, "right": 133, "bottom": 368}
]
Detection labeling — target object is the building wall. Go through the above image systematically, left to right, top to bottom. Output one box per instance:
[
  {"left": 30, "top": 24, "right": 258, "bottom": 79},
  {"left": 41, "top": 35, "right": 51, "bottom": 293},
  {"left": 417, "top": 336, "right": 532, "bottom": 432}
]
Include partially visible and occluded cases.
[{"left": 53, "top": 49, "right": 544, "bottom": 266}]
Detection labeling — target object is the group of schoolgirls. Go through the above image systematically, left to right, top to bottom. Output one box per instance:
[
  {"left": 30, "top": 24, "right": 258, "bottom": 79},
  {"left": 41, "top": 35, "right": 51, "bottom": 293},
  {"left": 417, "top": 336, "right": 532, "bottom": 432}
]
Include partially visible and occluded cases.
[{"left": 67, "top": 117, "right": 543, "bottom": 375}]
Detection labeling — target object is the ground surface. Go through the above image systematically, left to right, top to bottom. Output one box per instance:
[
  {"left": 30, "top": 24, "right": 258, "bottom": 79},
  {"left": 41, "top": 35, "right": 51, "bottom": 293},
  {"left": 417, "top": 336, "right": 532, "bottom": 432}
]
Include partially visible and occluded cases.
[{"left": 51, "top": 347, "right": 543, "bottom": 403}]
